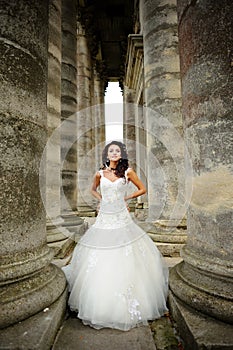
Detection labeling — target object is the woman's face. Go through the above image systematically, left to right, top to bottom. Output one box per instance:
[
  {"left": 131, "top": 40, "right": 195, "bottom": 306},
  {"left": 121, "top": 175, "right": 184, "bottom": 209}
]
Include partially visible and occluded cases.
[{"left": 107, "top": 144, "right": 121, "bottom": 162}]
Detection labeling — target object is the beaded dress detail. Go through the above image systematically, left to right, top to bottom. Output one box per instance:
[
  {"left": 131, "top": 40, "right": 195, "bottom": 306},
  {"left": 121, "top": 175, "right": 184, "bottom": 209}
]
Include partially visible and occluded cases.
[{"left": 62, "top": 170, "right": 168, "bottom": 331}]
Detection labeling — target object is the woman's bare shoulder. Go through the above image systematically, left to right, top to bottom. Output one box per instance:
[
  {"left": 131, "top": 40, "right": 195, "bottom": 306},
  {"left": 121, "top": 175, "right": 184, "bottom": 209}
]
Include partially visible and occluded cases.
[
  {"left": 126, "top": 167, "right": 136, "bottom": 175},
  {"left": 126, "top": 167, "right": 137, "bottom": 180},
  {"left": 95, "top": 170, "right": 102, "bottom": 178}
]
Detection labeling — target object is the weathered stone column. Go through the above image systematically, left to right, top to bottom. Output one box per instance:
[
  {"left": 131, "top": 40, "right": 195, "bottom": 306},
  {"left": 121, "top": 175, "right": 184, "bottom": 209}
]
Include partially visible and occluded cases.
[
  {"left": 0, "top": 0, "right": 67, "bottom": 347},
  {"left": 46, "top": 0, "right": 75, "bottom": 257},
  {"left": 61, "top": 0, "right": 86, "bottom": 236},
  {"left": 61, "top": 0, "right": 77, "bottom": 212},
  {"left": 141, "top": 0, "right": 186, "bottom": 256},
  {"left": 169, "top": 1, "right": 233, "bottom": 348},
  {"left": 76, "top": 21, "right": 96, "bottom": 215},
  {"left": 124, "top": 34, "right": 148, "bottom": 217},
  {"left": 90, "top": 67, "right": 97, "bottom": 173},
  {"left": 93, "top": 67, "right": 105, "bottom": 169},
  {"left": 123, "top": 87, "right": 137, "bottom": 170},
  {"left": 123, "top": 88, "right": 137, "bottom": 212},
  {"left": 135, "top": 103, "right": 148, "bottom": 207}
]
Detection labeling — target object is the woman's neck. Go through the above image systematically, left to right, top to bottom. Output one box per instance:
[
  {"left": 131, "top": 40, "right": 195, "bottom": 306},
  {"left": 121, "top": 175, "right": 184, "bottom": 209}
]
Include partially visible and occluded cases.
[{"left": 109, "top": 161, "right": 118, "bottom": 170}]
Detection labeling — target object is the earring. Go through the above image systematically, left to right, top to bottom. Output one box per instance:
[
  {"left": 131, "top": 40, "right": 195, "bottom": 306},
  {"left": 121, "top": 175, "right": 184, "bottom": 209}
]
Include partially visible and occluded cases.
[{"left": 106, "top": 158, "right": 110, "bottom": 166}]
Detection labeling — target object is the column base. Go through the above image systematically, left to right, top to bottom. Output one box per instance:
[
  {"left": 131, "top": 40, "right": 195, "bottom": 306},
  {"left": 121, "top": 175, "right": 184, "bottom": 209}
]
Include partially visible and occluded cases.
[
  {"left": 128, "top": 198, "right": 137, "bottom": 212},
  {"left": 134, "top": 201, "right": 148, "bottom": 221},
  {"left": 77, "top": 205, "right": 97, "bottom": 217},
  {"left": 61, "top": 211, "right": 85, "bottom": 228},
  {"left": 61, "top": 211, "right": 88, "bottom": 242},
  {"left": 47, "top": 218, "right": 72, "bottom": 243},
  {"left": 47, "top": 219, "right": 76, "bottom": 258},
  {"left": 138, "top": 220, "right": 187, "bottom": 257},
  {"left": 48, "top": 237, "right": 76, "bottom": 259},
  {"left": 170, "top": 260, "right": 233, "bottom": 323},
  {"left": 1, "top": 264, "right": 67, "bottom": 328},
  {"left": 0, "top": 287, "right": 68, "bottom": 350},
  {"left": 169, "top": 291, "right": 233, "bottom": 350}
]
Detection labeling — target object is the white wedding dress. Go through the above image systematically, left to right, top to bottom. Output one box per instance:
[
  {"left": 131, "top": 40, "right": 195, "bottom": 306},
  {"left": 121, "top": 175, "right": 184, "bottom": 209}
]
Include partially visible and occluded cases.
[{"left": 62, "top": 170, "right": 168, "bottom": 331}]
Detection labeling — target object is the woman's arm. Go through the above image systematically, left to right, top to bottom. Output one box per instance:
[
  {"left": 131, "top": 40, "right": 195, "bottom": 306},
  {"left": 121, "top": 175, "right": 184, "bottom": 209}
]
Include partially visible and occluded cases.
[
  {"left": 124, "top": 168, "right": 146, "bottom": 201},
  {"left": 90, "top": 172, "right": 102, "bottom": 201}
]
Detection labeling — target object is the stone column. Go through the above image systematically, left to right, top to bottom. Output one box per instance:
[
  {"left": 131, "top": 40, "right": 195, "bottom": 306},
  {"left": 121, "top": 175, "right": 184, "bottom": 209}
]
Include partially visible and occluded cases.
[
  {"left": 0, "top": 0, "right": 67, "bottom": 347},
  {"left": 46, "top": 0, "right": 76, "bottom": 257},
  {"left": 61, "top": 0, "right": 86, "bottom": 236},
  {"left": 61, "top": 0, "right": 77, "bottom": 212},
  {"left": 141, "top": 0, "right": 186, "bottom": 256},
  {"left": 169, "top": 1, "right": 233, "bottom": 348},
  {"left": 76, "top": 21, "right": 96, "bottom": 215},
  {"left": 124, "top": 33, "right": 147, "bottom": 217},
  {"left": 90, "top": 66, "right": 97, "bottom": 174},
  {"left": 93, "top": 67, "right": 105, "bottom": 169},
  {"left": 123, "top": 87, "right": 137, "bottom": 170},
  {"left": 123, "top": 87, "right": 137, "bottom": 212},
  {"left": 135, "top": 103, "right": 148, "bottom": 204}
]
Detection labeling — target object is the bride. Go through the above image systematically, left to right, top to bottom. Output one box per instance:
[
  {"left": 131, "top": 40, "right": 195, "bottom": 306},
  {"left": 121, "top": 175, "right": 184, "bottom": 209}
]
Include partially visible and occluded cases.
[{"left": 62, "top": 141, "right": 168, "bottom": 331}]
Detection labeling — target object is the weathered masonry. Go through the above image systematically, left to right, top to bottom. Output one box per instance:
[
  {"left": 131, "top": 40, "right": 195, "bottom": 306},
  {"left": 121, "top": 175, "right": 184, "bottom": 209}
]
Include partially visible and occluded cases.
[{"left": 0, "top": 1, "right": 232, "bottom": 349}]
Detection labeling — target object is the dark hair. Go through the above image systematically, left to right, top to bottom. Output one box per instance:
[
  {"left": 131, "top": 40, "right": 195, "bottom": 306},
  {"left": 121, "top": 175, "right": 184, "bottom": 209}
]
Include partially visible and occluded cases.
[{"left": 102, "top": 141, "right": 129, "bottom": 178}]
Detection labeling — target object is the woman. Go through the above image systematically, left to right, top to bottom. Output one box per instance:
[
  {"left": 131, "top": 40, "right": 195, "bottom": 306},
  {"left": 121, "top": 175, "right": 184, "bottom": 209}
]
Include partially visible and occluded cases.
[{"left": 62, "top": 141, "right": 168, "bottom": 331}]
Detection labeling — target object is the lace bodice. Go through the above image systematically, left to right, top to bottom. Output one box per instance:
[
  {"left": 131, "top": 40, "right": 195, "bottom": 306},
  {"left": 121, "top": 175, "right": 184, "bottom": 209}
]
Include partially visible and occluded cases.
[
  {"left": 78, "top": 169, "right": 146, "bottom": 247},
  {"left": 92, "top": 170, "right": 132, "bottom": 230},
  {"left": 98, "top": 170, "right": 129, "bottom": 214}
]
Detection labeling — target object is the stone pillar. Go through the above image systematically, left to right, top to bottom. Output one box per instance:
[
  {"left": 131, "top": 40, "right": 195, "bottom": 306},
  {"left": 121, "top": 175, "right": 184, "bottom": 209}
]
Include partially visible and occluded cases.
[
  {"left": 46, "top": 0, "right": 76, "bottom": 257},
  {"left": 61, "top": 0, "right": 86, "bottom": 236},
  {"left": 61, "top": 0, "right": 77, "bottom": 212},
  {"left": 141, "top": 0, "right": 186, "bottom": 256},
  {"left": 0, "top": 1, "right": 67, "bottom": 347},
  {"left": 169, "top": 1, "right": 233, "bottom": 348},
  {"left": 76, "top": 21, "right": 96, "bottom": 215},
  {"left": 124, "top": 33, "right": 148, "bottom": 217},
  {"left": 90, "top": 66, "right": 97, "bottom": 174},
  {"left": 93, "top": 67, "right": 105, "bottom": 169},
  {"left": 123, "top": 87, "right": 137, "bottom": 170},
  {"left": 123, "top": 87, "right": 137, "bottom": 212},
  {"left": 135, "top": 103, "right": 148, "bottom": 204}
]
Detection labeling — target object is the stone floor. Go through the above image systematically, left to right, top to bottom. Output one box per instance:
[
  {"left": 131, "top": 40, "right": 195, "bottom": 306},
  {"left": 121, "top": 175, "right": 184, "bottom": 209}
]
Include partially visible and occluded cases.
[
  {"left": 52, "top": 309, "right": 183, "bottom": 350},
  {"left": 53, "top": 316, "right": 157, "bottom": 350}
]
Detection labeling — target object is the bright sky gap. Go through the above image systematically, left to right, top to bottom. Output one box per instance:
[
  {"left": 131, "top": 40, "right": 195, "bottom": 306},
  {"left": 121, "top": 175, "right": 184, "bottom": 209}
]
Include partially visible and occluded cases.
[{"left": 104, "top": 82, "right": 123, "bottom": 143}]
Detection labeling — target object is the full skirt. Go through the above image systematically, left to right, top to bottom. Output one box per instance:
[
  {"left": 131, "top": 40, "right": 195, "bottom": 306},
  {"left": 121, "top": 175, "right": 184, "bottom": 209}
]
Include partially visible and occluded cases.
[{"left": 62, "top": 220, "right": 169, "bottom": 331}]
